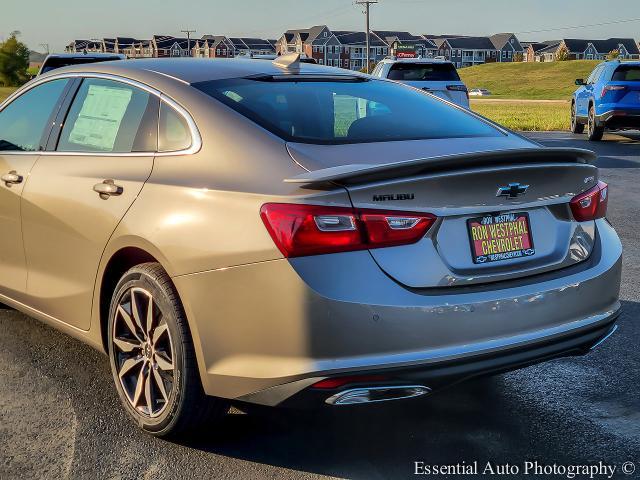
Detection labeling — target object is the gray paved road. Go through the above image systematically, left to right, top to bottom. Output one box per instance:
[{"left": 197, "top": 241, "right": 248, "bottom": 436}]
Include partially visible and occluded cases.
[{"left": 1, "top": 131, "right": 639, "bottom": 479}]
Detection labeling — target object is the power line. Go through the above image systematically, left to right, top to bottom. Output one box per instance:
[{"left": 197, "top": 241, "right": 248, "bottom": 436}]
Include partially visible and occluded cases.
[
  {"left": 355, "top": 0, "right": 378, "bottom": 73},
  {"left": 516, "top": 17, "right": 640, "bottom": 35}
]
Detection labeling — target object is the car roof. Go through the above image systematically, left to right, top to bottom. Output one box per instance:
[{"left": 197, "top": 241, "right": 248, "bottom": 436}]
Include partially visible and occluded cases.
[
  {"left": 44, "top": 53, "right": 126, "bottom": 59},
  {"left": 379, "top": 57, "right": 453, "bottom": 65},
  {"left": 39, "top": 58, "right": 362, "bottom": 85}
]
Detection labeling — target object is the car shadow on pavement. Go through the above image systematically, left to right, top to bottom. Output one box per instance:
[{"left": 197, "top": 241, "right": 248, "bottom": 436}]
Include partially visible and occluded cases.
[{"left": 1, "top": 299, "right": 638, "bottom": 479}]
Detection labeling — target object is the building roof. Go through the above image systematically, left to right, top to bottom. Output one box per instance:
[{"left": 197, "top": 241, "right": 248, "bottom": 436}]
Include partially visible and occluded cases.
[
  {"left": 373, "top": 30, "right": 436, "bottom": 48},
  {"left": 332, "top": 31, "right": 386, "bottom": 46},
  {"left": 490, "top": 33, "right": 518, "bottom": 50},
  {"left": 153, "top": 36, "right": 194, "bottom": 50},
  {"left": 444, "top": 36, "right": 497, "bottom": 50},
  {"left": 116, "top": 37, "right": 139, "bottom": 47},
  {"left": 562, "top": 38, "right": 640, "bottom": 55},
  {"left": 523, "top": 42, "right": 552, "bottom": 53},
  {"left": 536, "top": 42, "right": 561, "bottom": 54}
]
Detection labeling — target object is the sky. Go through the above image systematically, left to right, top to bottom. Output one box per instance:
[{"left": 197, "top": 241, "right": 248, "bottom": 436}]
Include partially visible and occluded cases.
[{"left": 2, "top": 0, "right": 640, "bottom": 52}]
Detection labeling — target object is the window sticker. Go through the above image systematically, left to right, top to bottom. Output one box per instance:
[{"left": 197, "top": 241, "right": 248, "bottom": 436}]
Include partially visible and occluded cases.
[{"left": 68, "top": 84, "right": 132, "bottom": 151}]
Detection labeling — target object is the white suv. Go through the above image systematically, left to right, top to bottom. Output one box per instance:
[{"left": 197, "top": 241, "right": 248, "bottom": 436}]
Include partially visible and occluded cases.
[{"left": 371, "top": 57, "right": 469, "bottom": 108}]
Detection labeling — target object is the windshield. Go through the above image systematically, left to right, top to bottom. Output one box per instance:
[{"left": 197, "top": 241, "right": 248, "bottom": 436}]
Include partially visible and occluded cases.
[
  {"left": 387, "top": 63, "right": 460, "bottom": 81},
  {"left": 612, "top": 65, "right": 640, "bottom": 82},
  {"left": 193, "top": 77, "right": 499, "bottom": 145}
]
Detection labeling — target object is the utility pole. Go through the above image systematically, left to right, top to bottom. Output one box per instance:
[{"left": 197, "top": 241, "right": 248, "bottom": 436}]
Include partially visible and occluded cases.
[
  {"left": 355, "top": 0, "right": 378, "bottom": 73},
  {"left": 181, "top": 29, "right": 196, "bottom": 56},
  {"left": 40, "top": 43, "right": 50, "bottom": 54}
]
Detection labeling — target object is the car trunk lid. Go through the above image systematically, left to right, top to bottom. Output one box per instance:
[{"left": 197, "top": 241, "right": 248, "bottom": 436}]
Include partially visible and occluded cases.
[{"left": 287, "top": 143, "right": 598, "bottom": 288}]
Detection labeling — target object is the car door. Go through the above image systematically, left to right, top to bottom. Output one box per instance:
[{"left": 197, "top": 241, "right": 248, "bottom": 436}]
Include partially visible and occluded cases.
[
  {"left": 578, "top": 65, "right": 601, "bottom": 116},
  {"left": 20, "top": 76, "right": 159, "bottom": 329},
  {"left": 0, "top": 78, "right": 72, "bottom": 300}
]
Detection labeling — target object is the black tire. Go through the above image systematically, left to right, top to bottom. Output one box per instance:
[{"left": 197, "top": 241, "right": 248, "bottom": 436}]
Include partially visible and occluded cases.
[
  {"left": 570, "top": 102, "right": 585, "bottom": 134},
  {"left": 587, "top": 105, "right": 604, "bottom": 141},
  {"left": 107, "top": 262, "right": 228, "bottom": 438}
]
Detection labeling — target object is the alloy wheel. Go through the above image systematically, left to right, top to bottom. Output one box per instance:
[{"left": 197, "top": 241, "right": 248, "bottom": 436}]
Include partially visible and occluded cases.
[{"left": 112, "top": 287, "right": 175, "bottom": 418}]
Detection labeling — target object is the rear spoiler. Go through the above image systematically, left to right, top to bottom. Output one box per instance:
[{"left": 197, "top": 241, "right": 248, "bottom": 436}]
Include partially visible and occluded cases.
[{"left": 284, "top": 147, "right": 596, "bottom": 187}]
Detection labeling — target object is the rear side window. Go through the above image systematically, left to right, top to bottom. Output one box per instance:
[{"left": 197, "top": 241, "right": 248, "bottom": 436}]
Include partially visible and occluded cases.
[
  {"left": 40, "top": 56, "right": 123, "bottom": 74},
  {"left": 387, "top": 63, "right": 460, "bottom": 81},
  {"left": 612, "top": 65, "right": 640, "bottom": 81},
  {"left": 194, "top": 77, "right": 499, "bottom": 145},
  {"left": 57, "top": 78, "right": 158, "bottom": 153},
  {"left": 0, "top": 79, "right": 69, "bottom": 152},
  {"left": 159, "top": 102, "right": 192, "bottom": 152}
]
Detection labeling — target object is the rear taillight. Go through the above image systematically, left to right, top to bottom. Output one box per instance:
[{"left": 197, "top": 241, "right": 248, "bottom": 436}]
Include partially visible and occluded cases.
[
  {"left": 447, "top": 85, "right": 469, "bottom": 100},
  {"left": 601, "top": 85, "right": 626, "bottom": 97},
  {"left": 570, "top": 181, "right": 608, "bottom": 222},
  {"left": 260, "top": 203, "right": 436, "bottom": 257}
]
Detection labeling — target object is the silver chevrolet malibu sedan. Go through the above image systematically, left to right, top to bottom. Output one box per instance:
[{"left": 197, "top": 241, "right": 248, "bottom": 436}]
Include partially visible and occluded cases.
[{"left": 0, "top": 55, "right": 621, "bottom": 438}]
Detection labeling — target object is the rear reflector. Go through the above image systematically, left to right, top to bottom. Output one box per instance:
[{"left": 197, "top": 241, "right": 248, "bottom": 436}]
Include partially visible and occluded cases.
[
  {"left": 570, "top": 181, "right": 608, "bottom": 222},
  {"left": 260, "top": 203, "right": 436, "bottom": 257},
  {"left": 311, "top": 375, "right": 389, "bottom": 389}
]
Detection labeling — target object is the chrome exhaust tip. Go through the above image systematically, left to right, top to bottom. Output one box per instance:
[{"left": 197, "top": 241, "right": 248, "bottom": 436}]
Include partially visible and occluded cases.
[{"left": 325, "top": 385, "right": 431, "bottom": 406}]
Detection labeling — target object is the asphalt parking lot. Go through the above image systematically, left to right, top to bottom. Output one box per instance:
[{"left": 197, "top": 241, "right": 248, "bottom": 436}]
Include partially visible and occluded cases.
[{"left": 1, "top": 131, "right": 639, "bottom": 480}]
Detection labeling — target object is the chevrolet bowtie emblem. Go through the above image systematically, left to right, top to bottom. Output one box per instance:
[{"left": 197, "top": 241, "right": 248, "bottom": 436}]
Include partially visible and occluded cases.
[{"left": 496, "top": 183, "right": 529, "bottom": 199}]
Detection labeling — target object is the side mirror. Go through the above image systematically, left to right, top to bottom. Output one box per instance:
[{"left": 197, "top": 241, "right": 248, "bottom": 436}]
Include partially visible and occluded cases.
[{"left": 575, "top": 78, "right": 586, "bottom": 86}]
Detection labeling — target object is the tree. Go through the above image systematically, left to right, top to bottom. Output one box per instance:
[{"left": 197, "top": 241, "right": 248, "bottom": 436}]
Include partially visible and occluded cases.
[
  {"left": 0, "top": 32, "right": 30, "bottom": 86},
  {"left": 555, "top": 44, "right": 569, "bottom": 61},
  {"left": 607, "top": 49, "right": 620, "bottom": 60},
  {"left": 513, "top": 52, "right": 524, "bottom": 62}
]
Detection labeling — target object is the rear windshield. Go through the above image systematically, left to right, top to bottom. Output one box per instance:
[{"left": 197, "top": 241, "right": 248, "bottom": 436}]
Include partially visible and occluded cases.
[
  {"left": 40, "top": 57, "right": 122, "bottom": 74},
  {"left": 387, "top": 63, "right": 460, "bottom": 81},
  {"left": 612, "top": 65, "right": 640, "bottom": 81},
  {"left": 193, "top": 77, "right": 499, "bottom": 145}
]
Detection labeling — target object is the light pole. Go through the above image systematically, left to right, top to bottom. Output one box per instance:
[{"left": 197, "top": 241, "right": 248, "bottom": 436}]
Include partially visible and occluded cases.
[
  {"left": 355, "top": 0, "right": 378, "bottom": 73},
  {"left": 181, "top": 29, "right": 196, "bottom": 56}
]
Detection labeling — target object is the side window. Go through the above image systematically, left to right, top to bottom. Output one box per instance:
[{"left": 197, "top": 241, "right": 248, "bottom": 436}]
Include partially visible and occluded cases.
[
  {"left": 587, "top": 66, "right": 602, "bottom": 84},
  {"left": 57, "top": 78, "right": 158, "bottom": 153},
  {"left": 0, "top": 79, "right": 69, "bottom": 152},
  {"left": 158, "top": 102, "right": 192, "bottom": 152}
]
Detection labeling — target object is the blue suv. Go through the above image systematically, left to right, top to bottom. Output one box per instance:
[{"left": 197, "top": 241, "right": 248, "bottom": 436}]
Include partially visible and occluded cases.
[{"left": 571, "top": 60, "right": 640, "bottom": 141}]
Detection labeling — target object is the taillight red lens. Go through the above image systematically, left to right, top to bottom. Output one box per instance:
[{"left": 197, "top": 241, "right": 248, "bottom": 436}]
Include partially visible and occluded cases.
[
  {"left": 601, "top": 85, "right": 626, "bottom": 98},
  {"left": 570, "top": 181, "right": 608, "bottom": 222},
  {"left": 260, "top": 203, "right": 436, "bottom": 257},
  {"left": 311, "top": 375, "right": 389, "bottom": 389}
]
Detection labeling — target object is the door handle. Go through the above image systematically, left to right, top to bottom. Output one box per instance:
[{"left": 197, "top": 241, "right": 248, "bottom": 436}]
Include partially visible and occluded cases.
[
  {"left": 1, "top": 171, "right": 23, "bottom": 186},
  {"left": 93, "top": 179, "right": 123, "bottom": 199}
]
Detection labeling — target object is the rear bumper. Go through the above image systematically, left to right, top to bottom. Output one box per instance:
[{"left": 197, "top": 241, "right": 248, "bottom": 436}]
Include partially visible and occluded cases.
[
  {"left": 597, "top": 109, "right": 640, "bottom": 129},
  {"left": 173, "top": 219, "right": 622, "bottom": 404},
  {"left": 255, "top": 314, "right": 619, "bottom": 408}
]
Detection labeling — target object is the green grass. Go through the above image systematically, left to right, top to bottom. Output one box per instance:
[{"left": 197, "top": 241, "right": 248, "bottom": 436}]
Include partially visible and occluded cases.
[
  {"left": 459, "top": 60, "right": 600, "bottom": 100},
  {"left": 0, "top": 87, "right": 18, "bottom": 103},
  {"left": 471, "top": 99, "right": 569, "bottom": 131}
]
